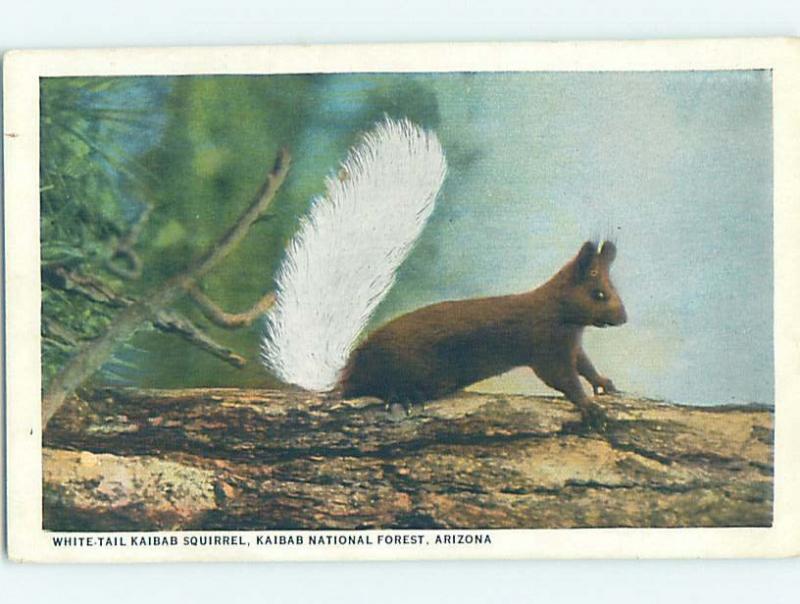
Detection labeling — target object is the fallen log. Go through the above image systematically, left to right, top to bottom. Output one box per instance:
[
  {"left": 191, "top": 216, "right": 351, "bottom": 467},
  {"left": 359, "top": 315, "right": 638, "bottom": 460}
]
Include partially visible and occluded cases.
[{"left": 43, "top": 387, "right": 773, "bottom": 531}]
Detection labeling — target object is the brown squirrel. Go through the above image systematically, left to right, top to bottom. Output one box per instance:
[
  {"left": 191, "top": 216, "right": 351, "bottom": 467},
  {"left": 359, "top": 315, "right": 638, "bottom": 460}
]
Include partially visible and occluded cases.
[
  {"left": 261, "top": 119, "right": 626, "bottom": 428},
  {"left": 341, "top": 240, "right": 626, "bottom": 427}
]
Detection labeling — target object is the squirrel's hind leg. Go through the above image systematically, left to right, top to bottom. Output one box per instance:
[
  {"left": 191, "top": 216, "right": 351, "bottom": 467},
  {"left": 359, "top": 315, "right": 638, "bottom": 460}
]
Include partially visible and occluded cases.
[{"left": 384, "top": 388, "right": 427, "bottom": 418}]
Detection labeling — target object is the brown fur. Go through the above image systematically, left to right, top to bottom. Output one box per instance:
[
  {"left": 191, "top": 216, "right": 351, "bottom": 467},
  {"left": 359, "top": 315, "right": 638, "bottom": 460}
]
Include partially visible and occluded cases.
[{"left": 340, "top": 241, "right": 627, "bottom": 424}]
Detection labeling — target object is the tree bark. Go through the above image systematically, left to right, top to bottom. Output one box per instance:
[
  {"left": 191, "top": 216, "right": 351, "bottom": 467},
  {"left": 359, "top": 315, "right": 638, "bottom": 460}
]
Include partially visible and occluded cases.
[{"left": 42, "top": 387, "right": 773, "bottom": 531}]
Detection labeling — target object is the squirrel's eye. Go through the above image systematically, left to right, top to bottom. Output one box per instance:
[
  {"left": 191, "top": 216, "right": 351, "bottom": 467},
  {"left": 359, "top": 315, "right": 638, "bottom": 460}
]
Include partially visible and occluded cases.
[{"left": 592, "top": 290, "right": 606, "bottom": 301}]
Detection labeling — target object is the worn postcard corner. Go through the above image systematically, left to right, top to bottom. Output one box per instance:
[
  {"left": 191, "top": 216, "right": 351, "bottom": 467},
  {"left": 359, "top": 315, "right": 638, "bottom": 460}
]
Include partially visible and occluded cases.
[{"left": 4, "top": 38, "right": 800, "bottom": 563}]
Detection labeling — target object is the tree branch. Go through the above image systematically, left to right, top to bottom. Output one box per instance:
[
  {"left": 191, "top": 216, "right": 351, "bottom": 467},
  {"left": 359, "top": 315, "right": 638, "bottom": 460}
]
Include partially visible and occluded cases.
[
  {"left": 42, "top": 149, "right": 291, "bottom": 427},
  {"left": 105, "top": 204, "right": 151, "bottom": 280},
  {"left": 105, "top": 247, "right": 144, "bottom": 280},
  {"left": 43, "top": 267, "right": 130, "bottom": 308},
  {"left": 188, "top": 286, "right": 275, "bottom": 329},
  {"left": 153, "top": 310, "right": 247, "bottom": 368},
  {"left": 42, "top": 318, "right": 81, "bottom": 348},
  {"left": 43, "top": 389, "right": 774, "bottom": 531}
]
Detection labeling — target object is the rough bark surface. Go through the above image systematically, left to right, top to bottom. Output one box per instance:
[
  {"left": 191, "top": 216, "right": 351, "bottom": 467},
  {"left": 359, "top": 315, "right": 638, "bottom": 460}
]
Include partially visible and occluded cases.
[{"left": 43, "top": 387, "right": 773, "bottom": 531}]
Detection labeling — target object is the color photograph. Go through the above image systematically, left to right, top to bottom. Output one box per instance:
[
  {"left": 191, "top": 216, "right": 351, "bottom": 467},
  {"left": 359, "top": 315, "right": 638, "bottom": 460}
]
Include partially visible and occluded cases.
[{"left": 36, "top": 69, "right": 773, "bottom": 530}]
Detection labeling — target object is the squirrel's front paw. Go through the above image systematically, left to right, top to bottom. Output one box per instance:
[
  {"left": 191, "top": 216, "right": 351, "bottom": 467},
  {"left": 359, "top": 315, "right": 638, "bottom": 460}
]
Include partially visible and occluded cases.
[{"left": 592, "top": 376, "right": 617, "bottom": 396}]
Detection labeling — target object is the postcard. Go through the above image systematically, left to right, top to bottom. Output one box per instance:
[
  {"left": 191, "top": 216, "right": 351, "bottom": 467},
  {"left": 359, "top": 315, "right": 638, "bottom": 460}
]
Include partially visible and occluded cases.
[{"left": 4, "top": 38, "right": 800, "bottom": 562}]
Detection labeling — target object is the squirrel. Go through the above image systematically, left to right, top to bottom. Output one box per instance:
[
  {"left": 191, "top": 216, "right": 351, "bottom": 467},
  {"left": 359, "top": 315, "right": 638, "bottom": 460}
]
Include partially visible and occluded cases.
[{"left": 261, "top": 117, "right": 627, "bottom": 429}]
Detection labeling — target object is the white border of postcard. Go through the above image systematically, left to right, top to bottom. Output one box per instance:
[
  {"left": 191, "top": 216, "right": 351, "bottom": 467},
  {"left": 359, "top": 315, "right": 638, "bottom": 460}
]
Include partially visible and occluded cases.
[{"left": 4, "top": 38, "right": 800, "bottom": 562}]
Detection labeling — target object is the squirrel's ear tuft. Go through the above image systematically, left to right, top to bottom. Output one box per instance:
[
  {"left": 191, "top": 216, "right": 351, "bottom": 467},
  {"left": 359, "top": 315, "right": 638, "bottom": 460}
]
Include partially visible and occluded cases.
[
  {"left": 599, "top": 240, "right": 617, "bottom": 266},
  {"left": 574, "top": 241, "right": 597, "bottom": 281}
]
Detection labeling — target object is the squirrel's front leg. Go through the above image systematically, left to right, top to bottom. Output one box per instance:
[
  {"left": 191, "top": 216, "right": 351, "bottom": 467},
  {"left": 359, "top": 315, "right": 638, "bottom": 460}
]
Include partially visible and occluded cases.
[
  {"left": 576, "top": 349, "right": 617, "bottom": 396},
  {"left": 533, "top": 363, "right": 608, "bottom": 431}
]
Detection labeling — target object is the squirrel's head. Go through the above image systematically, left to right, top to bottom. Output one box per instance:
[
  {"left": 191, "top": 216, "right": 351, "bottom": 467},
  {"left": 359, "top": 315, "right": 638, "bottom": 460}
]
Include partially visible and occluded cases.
[{"left": 559, "top": 241, "right": 627, "bottom": 328}]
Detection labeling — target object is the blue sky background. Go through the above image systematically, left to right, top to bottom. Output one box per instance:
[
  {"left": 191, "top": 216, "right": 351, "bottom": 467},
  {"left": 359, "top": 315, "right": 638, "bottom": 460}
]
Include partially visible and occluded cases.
[{"left": 363, "top": 71, "right": 774, "bottom": 406}]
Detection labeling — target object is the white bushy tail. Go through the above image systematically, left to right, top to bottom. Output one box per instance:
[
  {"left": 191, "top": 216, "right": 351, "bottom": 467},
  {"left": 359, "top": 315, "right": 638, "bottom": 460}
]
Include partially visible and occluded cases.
[{"left": 261, "top": 118, "right": 447, "bottom": 391}]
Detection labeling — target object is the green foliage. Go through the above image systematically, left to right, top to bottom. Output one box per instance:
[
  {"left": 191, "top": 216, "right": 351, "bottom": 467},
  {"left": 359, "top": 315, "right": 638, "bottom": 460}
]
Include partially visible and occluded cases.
[
  {"left": 41, "top": 73, "right": 445, "bottom": 390},
  {"left": 129, "top": 74, "right": 445, "bottom": 388},
  {"left": 131, "top": 75, "right": 321, "bottom": 387},
  {"left": 40, "top": 77, "right": 162, "bottom": 388}
]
